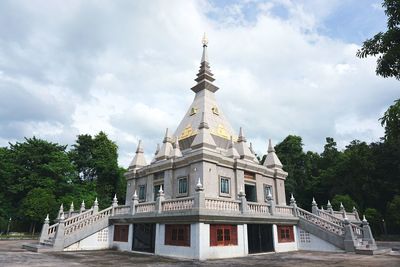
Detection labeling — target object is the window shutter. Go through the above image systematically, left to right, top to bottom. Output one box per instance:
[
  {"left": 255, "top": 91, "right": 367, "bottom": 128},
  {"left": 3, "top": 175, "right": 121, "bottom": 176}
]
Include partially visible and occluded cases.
[
  {"left": 210, "top": 225, "right": 217, "bottom": 246},
  {"left": 231, "top": 225, "right": 238, "bottom": 245}
]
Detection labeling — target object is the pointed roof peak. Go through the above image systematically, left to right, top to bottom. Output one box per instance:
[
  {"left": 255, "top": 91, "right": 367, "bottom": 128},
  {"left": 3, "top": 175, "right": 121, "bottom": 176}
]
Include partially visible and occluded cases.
[
  {"left": 201, "top": 32, "right": 209, "bottom": 63},
  {"left": 191, "top": 34, "right": 218, "bottom": 93},
  {"left": 238, "top": 127, "right": 246, "bottom": 142},
  {"left": 263, "top": 138, "right": 283, "bottom": 169},
  {"left": 129, "top": 139, "right": 147, "bottom": 169},
  {"left": 136, "top": 139, "right": 144, "bottom": 153},
  {"left": 268, "top": 139, "right": 275, "bottom": 153}
]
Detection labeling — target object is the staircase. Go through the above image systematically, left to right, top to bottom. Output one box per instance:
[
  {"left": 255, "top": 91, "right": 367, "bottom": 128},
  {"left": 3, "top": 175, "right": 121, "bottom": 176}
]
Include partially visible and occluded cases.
[
  {"left": 24, "top": 205, "right": 120, "bottom": 252},
  {"left": 295, "top": 206, "right": 377, "bottom": 253}
]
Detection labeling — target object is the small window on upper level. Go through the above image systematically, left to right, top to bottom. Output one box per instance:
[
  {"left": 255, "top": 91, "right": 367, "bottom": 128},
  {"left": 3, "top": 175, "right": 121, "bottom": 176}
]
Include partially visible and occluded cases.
[
  {"left": 154, "top": 171, "right": 164, "bottom": 181},
  {"left": 177, "top": 176, "right": 188, "bottom": 197},
  {"left": 219, "top": 176, "right": 231, "bottom": 197},
  {"left": 153, "top": 183, "right": 164, "bottom": 201},
  {"left": 138, "top": 185, "right": 146, "bottom": 202}
]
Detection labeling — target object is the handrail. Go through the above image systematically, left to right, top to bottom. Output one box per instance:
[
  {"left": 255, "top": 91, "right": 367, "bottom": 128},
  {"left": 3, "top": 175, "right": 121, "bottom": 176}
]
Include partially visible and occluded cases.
[
  {"left": 162, "top": 197, "right": 194, "bottom": 211},
  {"left": 205, "top": 198, "right": 240, "bottom": 212},
  {"left": 136, "top": 202, "right": 156, "bottom": 213},
  {"left": 247, "top": 202, "right": 269, "bottom": 214},
  {"left": 114, "top": 205, "right": 131, "bottom": 215},
  {"left": 275, "top": 205, "right": 294, "bottom": 216},
  {"left": 64, "top": 206, "right": 113, "bottom": 236},
  {"left": 297, "top": 207, "right": 344, "bottom": 236},
  {"left": 317, "top": 209, "right": 344, "bottom": 226}
]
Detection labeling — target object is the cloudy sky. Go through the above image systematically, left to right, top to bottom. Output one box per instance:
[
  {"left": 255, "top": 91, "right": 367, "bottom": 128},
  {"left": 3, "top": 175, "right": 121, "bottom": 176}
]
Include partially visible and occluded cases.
[{"left": 0, "top": 0, "right": 398, "bottom": 166}]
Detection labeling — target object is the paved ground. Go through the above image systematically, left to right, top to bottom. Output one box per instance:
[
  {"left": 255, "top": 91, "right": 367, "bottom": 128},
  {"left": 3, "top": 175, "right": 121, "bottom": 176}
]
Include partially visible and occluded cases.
[{"left": 0, "top": 240, "right": 399, "bottom": 267}]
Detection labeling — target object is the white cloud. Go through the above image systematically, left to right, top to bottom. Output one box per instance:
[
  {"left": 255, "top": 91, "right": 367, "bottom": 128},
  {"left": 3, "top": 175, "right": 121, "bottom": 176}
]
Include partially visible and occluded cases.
[{"left": 0, "top": 0, "right": 397, "bottom": 166}]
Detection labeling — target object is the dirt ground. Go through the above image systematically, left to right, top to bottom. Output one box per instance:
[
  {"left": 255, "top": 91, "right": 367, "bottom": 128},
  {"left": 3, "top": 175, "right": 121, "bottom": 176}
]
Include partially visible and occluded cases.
[{"left": 0, "top": 239, "right": 399, "bottom": 267}]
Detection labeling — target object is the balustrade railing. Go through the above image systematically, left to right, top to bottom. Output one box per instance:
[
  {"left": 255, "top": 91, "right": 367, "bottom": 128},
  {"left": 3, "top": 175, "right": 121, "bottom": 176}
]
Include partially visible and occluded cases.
[
  {"left": 162, "top": 197, "right": 194, "bottom": 211},
  {"left": 205, "top": 198, "right": 240, "bottom": 212},
  {"left": 136, "top": 202, "right": 156, "bottom": 213},
  {"left": 247, "top": 202, "right": 269, "bottom": 214},
  {"left": 114, "top": 205, "right": 131, "bottom": 215},
  {"left": 275, "top": 205, "right": 294, "bottom": 216},
  {"left": 64, "top": 206, "right": 113, "bottom": 237},
  {"left": 297, "top": 207, "right": 344, "bottom": 236},
  {"left": 64, "top": 209, "right": 94, "bottom": 227},
  {"left": 317, "top": 210, "right": 344, "bottom": 226},
  {"left": 47, "top": 223, "right": 59, "bottom": 239},
  {"left": 351, "top": 223, "right": 363, "bottom": 238}
]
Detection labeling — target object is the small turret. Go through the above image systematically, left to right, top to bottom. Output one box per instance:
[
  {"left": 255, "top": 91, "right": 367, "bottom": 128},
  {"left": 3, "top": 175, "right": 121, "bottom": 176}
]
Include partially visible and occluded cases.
[
  {"left": 235, "top": 127, "right": 255, "bottom": 161},
  {"left": 156, "top": 128, "right": 174, "bottom": 160},
  {"left": 226, "top": 136, "right": 240, "bottom": 159},
  {"left": 171, "top": 137, "right": 183, "bottom": 158},
  {"left": 263, "top": 139, "right": 283, "bottom": 169},
  {"left": 129, "top": 140, "right": 147, "bottom": 170}
]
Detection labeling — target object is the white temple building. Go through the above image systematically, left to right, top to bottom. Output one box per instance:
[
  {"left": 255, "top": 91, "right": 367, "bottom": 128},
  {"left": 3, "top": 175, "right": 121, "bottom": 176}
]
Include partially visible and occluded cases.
[{"left": 27, "top": 35, "right": 377, "bottom": 259}]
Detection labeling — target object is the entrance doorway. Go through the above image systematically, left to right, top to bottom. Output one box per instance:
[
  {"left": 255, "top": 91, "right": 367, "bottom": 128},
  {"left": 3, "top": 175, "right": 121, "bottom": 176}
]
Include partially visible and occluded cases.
[
  {"left": 245, "top": 184, "right": 257, "bottom": 202},
  {"left": 132, "top": 223, "right": 156, "bottom": 253},
  {"left": 247, "top": 224, "right": 274, "bottom": 253}
]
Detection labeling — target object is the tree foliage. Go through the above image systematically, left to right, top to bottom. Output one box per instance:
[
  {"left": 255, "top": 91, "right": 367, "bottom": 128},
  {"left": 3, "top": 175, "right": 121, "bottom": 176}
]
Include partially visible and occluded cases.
[{"left": 356, "top": 0, "right": 400, "bottom": 80}]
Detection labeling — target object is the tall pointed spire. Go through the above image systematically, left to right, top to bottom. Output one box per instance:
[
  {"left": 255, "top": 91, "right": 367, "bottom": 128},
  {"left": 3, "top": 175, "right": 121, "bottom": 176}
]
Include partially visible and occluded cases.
[
  {"left": 201, "top": 32, "right": 208, "bottom": 63},
  {"left": 191, "top": 34, "right": 219, "bottom": 93},
  {"left": 263, "top": 139, "right": 283, "bottom": 169},
  {"left": 129, "top": 140, "right": 147, "bottom": 170}
]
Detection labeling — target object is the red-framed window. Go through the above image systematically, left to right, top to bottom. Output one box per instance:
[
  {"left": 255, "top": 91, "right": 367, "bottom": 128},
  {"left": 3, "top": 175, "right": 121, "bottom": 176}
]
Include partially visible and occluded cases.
[
  {"left": 113, "top": 224, "right": 129, "bottom": 242},
  {"left": 165, "top": 224, "right": 190, "bottom": 247},
  {"left": 210, "top": 224, "right": 238, "bottom": 246},
  {"left": 277, "top": 225, "right": 294, "bottom": 243}
]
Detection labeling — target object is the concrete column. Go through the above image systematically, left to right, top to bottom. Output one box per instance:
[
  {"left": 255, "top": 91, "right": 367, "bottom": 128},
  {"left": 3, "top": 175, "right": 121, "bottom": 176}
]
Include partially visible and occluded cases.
[
  {"left": 194, "top": 179, "right": 205, "bottom": 212},
  {"left": 156, "top": 186, "right": 165, "bottom": 214},
  {"left": 131, "top": 190, "right": 139, "bottom": 215},
  {"left": 239, "top": 190, "right": 248, "bottom": 214},
  {"left": 267, "top": 193, "right": 275, "bottom": 215},
  {"left": 290, "top": 194, "right": 297, "bottom": 216},
  {"left": 93, "top": 198, "right": 99, "bottom": 214},
  {"left": 311, "top": 198, "right": 318, "bottom": 214},
  {"left": 53, "top": 213, "right": 65, "bottom": 251},
  {"left": 39, "top": 214, "right": 50, "bottom": 243},
  {"left": 362, "top": 216, "right": 377, "bottom": 248},
  {"left": 343, "top": 219, "right": 356, "bottom": 252}
]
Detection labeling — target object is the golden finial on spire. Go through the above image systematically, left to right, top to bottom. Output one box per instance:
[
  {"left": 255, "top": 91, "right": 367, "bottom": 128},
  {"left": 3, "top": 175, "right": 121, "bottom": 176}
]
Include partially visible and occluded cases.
[{"left": 202, "top": 32, "right": 208, "bottom": 46}]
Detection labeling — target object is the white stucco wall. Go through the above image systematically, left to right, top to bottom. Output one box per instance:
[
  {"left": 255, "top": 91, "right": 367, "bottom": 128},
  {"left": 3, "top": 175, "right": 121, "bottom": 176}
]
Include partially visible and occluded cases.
[
  {"left": 155, "top": 223, "right": 248, "bottom": 260},
  {"left": 111, "top": 224, "right": 133, "bottom": 251},
  {"left": 272, "top": 224, "right": 298, "bottom": 252},
  {"left": 64, "top": 226, "right": 112, "bottom": 251},
  {"left": 297, "top": 227, "right": 343, "bottom": 252}
]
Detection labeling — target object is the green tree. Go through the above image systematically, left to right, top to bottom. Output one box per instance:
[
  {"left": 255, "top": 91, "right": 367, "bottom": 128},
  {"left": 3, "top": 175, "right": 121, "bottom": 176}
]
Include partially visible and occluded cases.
[
  {"left": 356, "top": 0, "right": 400, "bottom": 80},
  {"left": 380, "top": 99, "right": 400, "bottom": 143},
  {"left": 275, "top": 135, "right": 307, "bottom": 206},
  {"left": 20, "top": 188, "right": 57, "bottom": 234},
  {"left": 331, "top": 194, "right": 358, "bottom": 212},
  {"left": 387, "top": 195, "right": 400, "bottom": 233},
  {"left": 364, "top": 208, "right": 383, "bottom": 235}
]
